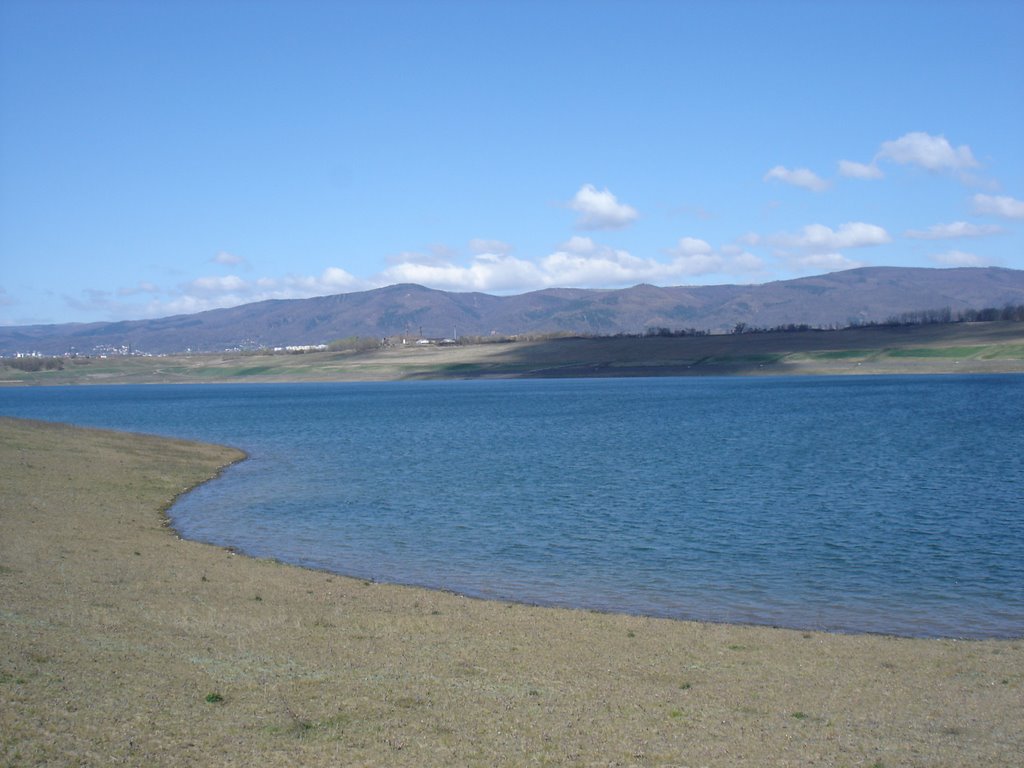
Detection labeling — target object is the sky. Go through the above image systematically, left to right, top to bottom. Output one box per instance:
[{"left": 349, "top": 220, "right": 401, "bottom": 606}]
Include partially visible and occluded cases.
[{"left": 1, "top": 0, "right": 1022, "bottom": 326}]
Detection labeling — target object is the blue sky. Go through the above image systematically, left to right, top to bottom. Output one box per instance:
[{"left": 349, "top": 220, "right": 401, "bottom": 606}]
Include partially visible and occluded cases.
[{"left": 2, "top": 0, "right": 1022, "bottom": 325}]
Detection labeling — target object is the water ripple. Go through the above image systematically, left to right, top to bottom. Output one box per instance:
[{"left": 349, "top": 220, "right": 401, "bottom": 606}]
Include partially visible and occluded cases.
[{"left": 2, "top": 375, "right": 1022, "bottom": 638}]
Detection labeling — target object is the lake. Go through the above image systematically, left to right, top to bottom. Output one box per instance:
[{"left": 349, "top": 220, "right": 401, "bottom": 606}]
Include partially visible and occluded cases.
[{"left": 2, "top": 375, "right": 1022, "bottom": 638}]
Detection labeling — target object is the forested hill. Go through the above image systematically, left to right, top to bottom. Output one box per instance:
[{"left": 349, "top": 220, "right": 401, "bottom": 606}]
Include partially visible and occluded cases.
[{"left": 3, "top": 266, "right": 1024, "bottom": 356}]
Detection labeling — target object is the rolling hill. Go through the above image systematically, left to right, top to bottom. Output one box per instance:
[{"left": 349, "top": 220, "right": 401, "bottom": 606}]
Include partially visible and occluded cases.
[{"left": 3, "top": 266, "right": 1024, "bottom": 356}]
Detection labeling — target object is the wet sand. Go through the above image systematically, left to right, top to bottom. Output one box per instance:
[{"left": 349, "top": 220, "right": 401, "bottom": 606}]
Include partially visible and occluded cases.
[{"left": 1, "top": 416, "right": 1021, "bottom": 766}]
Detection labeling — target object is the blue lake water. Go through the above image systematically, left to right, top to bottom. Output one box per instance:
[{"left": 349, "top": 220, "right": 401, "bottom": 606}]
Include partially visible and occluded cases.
[{"left": 2, "top": 375, "right": 1022, "bottom": 638}]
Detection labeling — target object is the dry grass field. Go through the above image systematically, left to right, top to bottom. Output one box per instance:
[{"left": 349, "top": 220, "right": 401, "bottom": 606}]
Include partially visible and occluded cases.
[
  {"left": 3, "top": 321, "right": 1024, "bottom": 386},
  {"left": 1, "top": 417, "right": 1022, "bottom": 766}
]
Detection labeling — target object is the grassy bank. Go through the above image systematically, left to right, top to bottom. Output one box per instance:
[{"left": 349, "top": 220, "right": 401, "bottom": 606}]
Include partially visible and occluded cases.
[
  {"left": 3, "top": 321, "right": 1024, "bottom": 385},
  {"left": 1, "top": 417, "right": 1021, "bottom": 765}
]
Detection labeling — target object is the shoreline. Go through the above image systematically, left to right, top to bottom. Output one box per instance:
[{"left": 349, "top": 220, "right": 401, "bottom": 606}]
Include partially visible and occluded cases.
[
  {"left": 3, "top": 320, "right": 1024, "bottom": 385},
  {"left": 2, "top": 417, "right": 1022, "bottom": 765},
  {"left": 188, "top": 538, "right": 1017, "bottom": 643}
]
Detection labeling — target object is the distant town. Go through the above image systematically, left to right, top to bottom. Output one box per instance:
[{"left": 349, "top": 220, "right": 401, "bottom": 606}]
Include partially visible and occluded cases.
[{"left": 1, "top": 336, "right": 468, "bottom": 363}]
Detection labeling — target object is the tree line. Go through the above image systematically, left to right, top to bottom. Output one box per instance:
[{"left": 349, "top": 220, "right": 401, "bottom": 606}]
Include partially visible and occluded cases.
[
  {"left": 6, "top": 303, "right": 1023, "bottom": 367},
  {"left": 720, "top": 303, "right": 1024, "bottom": 335},
  {"left": 857, "top": 303, "right": 1024, "bottom": 328},
  {"left": 2, "top": 357, "right": 64, "bottom": 372}
]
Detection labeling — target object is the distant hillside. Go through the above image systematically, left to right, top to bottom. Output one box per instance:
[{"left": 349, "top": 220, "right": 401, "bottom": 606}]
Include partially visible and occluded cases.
[{"left": 3, "top": 266, "right": 1024, "bottom": 356}]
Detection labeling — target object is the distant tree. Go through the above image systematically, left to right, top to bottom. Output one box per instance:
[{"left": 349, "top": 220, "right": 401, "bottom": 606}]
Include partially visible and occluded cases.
[
  {"left": 327, "top": 336, "right": 380, "bottom": 352},
  {"left": 3, "top": 357, "right": 63, "bottom": 372}
]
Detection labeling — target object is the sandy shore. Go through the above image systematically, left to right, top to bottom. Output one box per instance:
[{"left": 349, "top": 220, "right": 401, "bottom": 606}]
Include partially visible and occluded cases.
[{"left": 1, "top": 417, "right": 1021, "bottom": 766}]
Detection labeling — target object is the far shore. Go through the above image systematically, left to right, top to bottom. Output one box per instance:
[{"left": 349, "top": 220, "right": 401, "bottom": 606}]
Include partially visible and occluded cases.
[
  {"left": 3, "top": 320, "right": 1024, "bottom": 385},
  {"left": 2, "top": 416, "right": 1022, "bottom": 766}
]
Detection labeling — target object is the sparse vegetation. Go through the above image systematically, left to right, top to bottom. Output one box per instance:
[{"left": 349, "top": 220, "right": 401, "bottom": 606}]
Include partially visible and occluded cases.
[
  {"left": 723, "top": 303, "right": 1024, "bottom": 335},
  {"left": 2, "top": 317, "right": 1023, "bottom": 384},
  {"left": 644, "top": 326, "right": 709, "bottom": 337},
  {"left": 327, "top": 335, "right": 382, "bottom": 352},
  {"left": 2, "top": 356, "right": 63, "bottom": 372},
  {"left": 2, "top": 417, "right": 1022, "bottom": 766}
]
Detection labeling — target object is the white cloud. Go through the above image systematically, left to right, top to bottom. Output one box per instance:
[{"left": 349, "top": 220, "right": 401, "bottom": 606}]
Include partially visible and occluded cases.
[
  {"left": 876, "top": 131, "right": 978, "bottom": 172},
  {"left": 838, "top": 159, "right": 884, "bottom": 180},
  {"left": 763, "top": 165, "right": 829, "bottom": 192},
  {"left": 568, "top": 184, "right": 638, "bottom": 230},
  {"left": 972, "top": 193, "right": 1024, "bottom": 219},
  {"left": 904, "top": 221, "right": 1002, "bottom": 239},
  {"left": 754, "top": 222, "right": 888, "bottom": 275},
  {"left": 768, "top": 222, "right": 892, "bottom": 250},
  {"left": 380, "top": 234, "right": 742, "bottom": 293},
  {"left": 559, "top": 235, "right": 598, "bottom": 254},
  {"left": 375, "top": 236, "right": 766, "bottom": 294},
  {"left": 669, "top": 237, "right": 714, "bottom": 256},
  {"left": 468, "top": 238, "right": 513, "bottom": 256},
  {"left": 660, "top": 238, "right": 751, "bottom": 278},
  {"left": 666, "top": 242, "right": 763, "bottom": 279},
  {"left": 428, "top": 243, "right": 460, "bottom": 261},
  {"left": 541, "top": 244, "right": 757, "bottom": 284},
  {"left": 541, "top": 247, "right": 662, "bottom": 285},
  {"left": 385, "top": 250, "right": 447, "bottom": 267},
  {"left": 930, "top": 250, "right": 994, "bottom": 267},
  {"left": 212, "top": 251, "right": 247, "bottom": 267},
  {"left": 729, "top": 251, "right": 765, "bottom": 273},
  {"left": 665, "top": 252, "right": 725, "bottom": 276},
  {"left": 787, "top": 253, "right": 865, "bottom": 272},
  {"left": 381, "top": 254, "right": 542, "bottom": 292},
  {"left": 320, "top": 266, "right": 360, "bottom": 289},
  {"left": 146, "top": 267, "right": 363, "bottom": 316},
  {"left": 189, "top": 274, "right": 250, "bottom": 294}
]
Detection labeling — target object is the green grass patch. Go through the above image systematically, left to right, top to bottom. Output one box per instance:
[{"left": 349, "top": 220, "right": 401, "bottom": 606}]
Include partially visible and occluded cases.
[
  {"left": 979, "top": 344, "right": 1024, "bottom": 360},
  {"left": 885, "top": 346, "right": 987, "bottom": 358},
  {"left": 811, "top": 349, "right": 871, "bottom": 359},
  {"left": 700, "top": 354, "right": 783, "bottom": 366},
  {"left": 428, "top": 363, "right": 493, "bottom": 374},
  {"left": 227, "top": 366, "right": 278, "bottom": 376},
  {"left": 264, "top": 711, "right": 351, "bottom": 740}
]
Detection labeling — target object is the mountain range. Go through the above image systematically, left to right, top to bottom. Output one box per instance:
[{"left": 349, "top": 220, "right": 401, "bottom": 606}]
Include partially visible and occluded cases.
[{"left": 3, "top": 266, "right": 1024, "bottom": 356}]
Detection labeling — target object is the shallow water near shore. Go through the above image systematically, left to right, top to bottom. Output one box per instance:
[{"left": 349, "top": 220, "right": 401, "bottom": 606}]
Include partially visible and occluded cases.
[{"left": 3, "top": 375, "right": 1022, "bottom": 638}]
